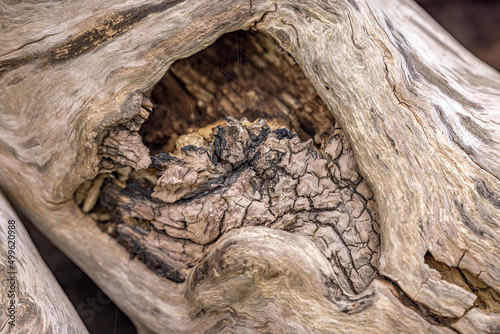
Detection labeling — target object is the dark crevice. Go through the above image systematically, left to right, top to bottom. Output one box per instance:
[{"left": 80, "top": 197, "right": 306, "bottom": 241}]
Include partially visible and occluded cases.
[
  {"left": 139, "top": 31, "right": 335, "bottom": 155},
  {"left": 425, "top": 251, "right": 500, "bottom": 313},
  {"left": 379, "top": 276, "right": 461, "bottom": 332}
]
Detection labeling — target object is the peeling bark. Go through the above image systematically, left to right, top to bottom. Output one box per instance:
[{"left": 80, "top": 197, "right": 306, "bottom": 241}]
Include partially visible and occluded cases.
[{"left": 98, "top": 96, "right": 152, "bottom": 173}]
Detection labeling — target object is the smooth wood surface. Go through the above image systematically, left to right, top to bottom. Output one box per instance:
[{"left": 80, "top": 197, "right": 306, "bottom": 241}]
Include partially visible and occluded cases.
[{"left": 0, "top": 192, "right": 87, "bottom": 333}]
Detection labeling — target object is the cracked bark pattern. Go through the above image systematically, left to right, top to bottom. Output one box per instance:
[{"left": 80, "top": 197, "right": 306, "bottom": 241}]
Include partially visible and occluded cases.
[
  {"left": 101, "top": 117, "right": 380, "bottom": 294},
  {"left": 425, "top": 252, "right": 500, "bottom": 313}
]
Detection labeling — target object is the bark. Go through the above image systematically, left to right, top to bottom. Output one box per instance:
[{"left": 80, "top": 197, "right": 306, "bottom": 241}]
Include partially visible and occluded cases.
[{"left": 1, "top": 0, "right": 499, "bottom": 333}]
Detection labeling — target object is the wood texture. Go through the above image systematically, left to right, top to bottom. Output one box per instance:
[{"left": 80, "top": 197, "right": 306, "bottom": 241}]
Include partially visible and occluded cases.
[
  {"left": 1, "top": 0, "right": 499, "bottom": 333},
  {"left": 96, "top": 117, "right": 380, "bottom": 293},
  {"left": 0, "top": 192, "right": 87, "bottom": 333}
]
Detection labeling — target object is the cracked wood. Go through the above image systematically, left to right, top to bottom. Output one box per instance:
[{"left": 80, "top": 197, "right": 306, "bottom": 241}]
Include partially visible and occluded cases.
[
  {"left": 1, "top": 0, "right": 499, "bottom": 333},
  {"left": 99, "top": 117, "right": 380, "bottom": 294}
]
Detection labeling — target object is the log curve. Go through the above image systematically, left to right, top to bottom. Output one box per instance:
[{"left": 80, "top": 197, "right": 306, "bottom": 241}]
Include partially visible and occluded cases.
[{"left": 1, "top": 0, "right": 499, "bottom": 333}]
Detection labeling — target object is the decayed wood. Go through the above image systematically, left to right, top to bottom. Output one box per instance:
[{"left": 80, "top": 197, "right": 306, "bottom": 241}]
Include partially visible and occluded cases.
[
  {"left": 1, "top": 0, "right": 499, "bottom": 333},
  {"left": 139, "top": 31, "right": 338, "bottom": 156},
  {"left": 83, "top": 33, "right": 381, "bottom": 299},
  {"left": 96, "top": 117, "right": 380, "bottom": 294},
  {"left": 0, "top": 192, "right": 87, "bottom": 333}
]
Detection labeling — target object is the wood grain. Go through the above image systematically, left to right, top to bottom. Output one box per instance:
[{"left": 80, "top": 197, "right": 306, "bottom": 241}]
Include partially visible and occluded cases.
[
  {"left": 0, "top": 0, "right": 499, "bottom": 332},
  {"left": 0, "top": 192, "right": 87, "bottom": 333}
]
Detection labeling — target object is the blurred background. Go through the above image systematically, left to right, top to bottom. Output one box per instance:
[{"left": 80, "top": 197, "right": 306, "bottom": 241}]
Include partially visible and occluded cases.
[
  {"left": 417, "top": 0, "right": 500, "bottom": 71},
  {"left": 23, "top": 1, "right": 500, "bottom": 333}
]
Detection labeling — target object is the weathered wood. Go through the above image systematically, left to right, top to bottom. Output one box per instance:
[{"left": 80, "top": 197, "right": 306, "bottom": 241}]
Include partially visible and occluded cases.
[
  {"left": 1, "top": 0, "right": 499, "bottom": 333},
  {"left": 257, "top": 0, "right": 500, "bottom": 319},
  {"left": 97, "top": 117, "right": 380, "bottom": 293},
  {"left": 0, "top": 192, "right": 87, "bottom": 333}
]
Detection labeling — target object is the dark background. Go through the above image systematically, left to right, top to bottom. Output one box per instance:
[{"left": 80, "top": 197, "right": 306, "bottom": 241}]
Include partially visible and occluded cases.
[
  {"left": 418, "top": 0, "right": 500, "bottom": 71},
  {"left": 23, "top": 1, "right": 500, "bottom": 333}
]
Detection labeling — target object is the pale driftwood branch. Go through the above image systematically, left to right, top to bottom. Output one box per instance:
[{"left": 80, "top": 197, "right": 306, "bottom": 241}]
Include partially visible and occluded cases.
[
  {"left": 0, "top": 0, "right": 499, "bottom": 333},
  {"left": 258, "top": 0, "right": 500, "bottom": 317},
  {"left": 101, "top": 117, "right": 380, "bottom": 293},
  {"left": 0, "top": 192, "right": 87, "bottom": 333}
]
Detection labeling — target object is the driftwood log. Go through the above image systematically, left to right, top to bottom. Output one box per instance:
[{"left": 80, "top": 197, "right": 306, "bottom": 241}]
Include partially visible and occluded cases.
[
  {"left": 1, "top": 0, "right": 500, "bottom": 333},
  {"left": 0, "top": 192, "right": 87, "bottom": 332}
]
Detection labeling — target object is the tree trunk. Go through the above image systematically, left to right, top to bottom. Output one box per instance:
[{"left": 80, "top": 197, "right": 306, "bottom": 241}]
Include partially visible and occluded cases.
[{"left": 1, "top": 0, "right": 499, "bottom": 333}]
